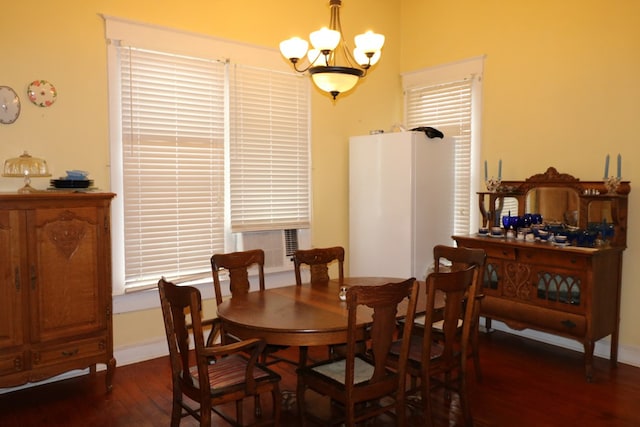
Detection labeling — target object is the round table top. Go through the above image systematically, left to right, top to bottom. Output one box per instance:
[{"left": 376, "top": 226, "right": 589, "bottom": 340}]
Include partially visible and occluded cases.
[{"left": 216, "top": 277, "right": 425, "bottom": 347}]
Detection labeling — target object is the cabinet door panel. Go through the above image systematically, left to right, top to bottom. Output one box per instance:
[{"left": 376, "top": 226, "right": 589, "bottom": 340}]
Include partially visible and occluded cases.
[
  {"left": 28, "top": 207, "right": 106, "bottom": 343},
  {"left": 0, "top": 210, "right": 26, "bottom": 350}
]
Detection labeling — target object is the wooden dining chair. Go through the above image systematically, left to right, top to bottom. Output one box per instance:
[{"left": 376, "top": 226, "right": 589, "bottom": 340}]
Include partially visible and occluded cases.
[
  {"left": 431, "top": 245, "right": 487, "bottom": 381},
  {"left": 292, "top": 246, "right": 344, "bottom": 285},
  {"left": 292, "top": 246, "right": 349, "bottom": 361},
  {"left": 211, "top": 249, "right": 293, "bottom": 366},
  {"left": 211, "top": 249, "right": 265, "bottom": 306},
  {"left": 388, "top": 263, "right": 480, "bottom": 426},
  {"left": 296, "top": 277, "right": 419, "bottom": 427},
  {"left": 158, "top": 278, "right": 282, "bottom": 427}
]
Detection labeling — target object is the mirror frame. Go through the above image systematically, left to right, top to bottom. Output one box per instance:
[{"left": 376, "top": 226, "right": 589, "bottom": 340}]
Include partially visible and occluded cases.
[{"left": 478, "top": 167, "right": 630, "bottom": 247}]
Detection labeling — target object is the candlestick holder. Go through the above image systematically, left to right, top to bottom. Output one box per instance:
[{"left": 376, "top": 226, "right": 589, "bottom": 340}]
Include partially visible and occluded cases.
[
  {"left": 604, "top": 176, "right": 621, "bottom": 194},
  {"left": 485, "top": 177, "right": 501, "bottom": 193}
]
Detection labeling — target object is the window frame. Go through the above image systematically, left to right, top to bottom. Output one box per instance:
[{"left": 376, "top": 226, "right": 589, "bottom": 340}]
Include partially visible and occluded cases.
[
  {"left": 104, "top": 15, "right": 311, "bottom": 302},
  {"left": 402, "top": 56, "right": 485, "bottom": 234}
]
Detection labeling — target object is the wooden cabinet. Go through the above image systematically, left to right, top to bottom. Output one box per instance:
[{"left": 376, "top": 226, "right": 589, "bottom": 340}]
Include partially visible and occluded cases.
[
  {"left": 455, "top": 167, "right": 630, "bottom": 381},
  {"left": 0, "top": 193, "right": 115, "bottom": 391},
  {"left": 453, "top": 235, "right": 622, "bottom": 380}
]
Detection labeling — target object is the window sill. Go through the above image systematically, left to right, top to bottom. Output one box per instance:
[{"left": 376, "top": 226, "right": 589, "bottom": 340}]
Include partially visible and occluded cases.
[{"left": 113, "top": 268, "right": 298, "bottom": 314}]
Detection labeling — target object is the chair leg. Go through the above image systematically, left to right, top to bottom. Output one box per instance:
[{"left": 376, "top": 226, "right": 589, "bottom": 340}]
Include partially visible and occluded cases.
[
  {"left": 471, "top": 328, "right": 482, "bottom": 382},
  {"left": 297, "top": 347, "right": 308, "bottom": 426},
  {"left": 459, "top": 372, "right": 473, "bottom": 426},
  {"left": 422, "top": 374, "right": 433, "bottom": 426},
  {"left": 296, "top": 384, "right": 306, "bottom": 427},
  {"left": 272, "top": 385, "right": 282, "bottom": 426},
  {"left": 171, "top": 387, "right": 182, "bottom": 427},
  {"left": 396, "top": 389, "right": 407, "bottom": 427},
  {"left": 255, "top": 394, "right": 262, "bottom": 417},
  {"left": 345, "top": 398, "right": 355, "bottom": 427},
  {"left": 236, "top": 399, "right": 243, "bottom": 426},
  {"left": 170, "top": 400, "right": 182, "bottom": 427},
  {"left": 200, "top": 400, "right": 212, "bottom": 427}
]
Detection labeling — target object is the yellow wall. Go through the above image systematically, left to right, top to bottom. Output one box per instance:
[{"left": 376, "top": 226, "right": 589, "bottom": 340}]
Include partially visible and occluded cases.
[
  {"left": 399, "top": 0, "right": 640, "bottom": 347},
  {"left": 2, "top": 1, "right": 639, "bottom": 357}
]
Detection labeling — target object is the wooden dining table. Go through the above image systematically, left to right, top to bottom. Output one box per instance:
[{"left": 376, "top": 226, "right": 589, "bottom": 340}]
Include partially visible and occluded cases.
[{"left": 216, "top": 277, "right": 431, "bottom": 348}]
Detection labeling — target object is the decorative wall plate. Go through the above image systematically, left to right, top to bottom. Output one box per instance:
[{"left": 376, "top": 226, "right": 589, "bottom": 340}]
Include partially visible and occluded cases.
[
  {"left": 27, "top": 80, "right": 57, "bottom": 107},
  {"left": 0, "top": 86, "right": 21, "bottom": 124}
]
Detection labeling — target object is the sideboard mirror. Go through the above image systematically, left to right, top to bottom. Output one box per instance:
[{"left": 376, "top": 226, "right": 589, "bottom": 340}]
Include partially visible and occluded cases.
[
  {"left": 479, "top": 167, "right": 630, "bottom": 247},
  {"left": 526, "top": 187, "right": 580, "bottom": 225},
  {"left": 587, "top": 200, "right": 614, "bottom": 224}
]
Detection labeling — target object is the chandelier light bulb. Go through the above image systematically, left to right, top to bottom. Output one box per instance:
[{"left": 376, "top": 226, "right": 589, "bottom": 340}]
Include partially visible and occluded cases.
[
  {"left": 309, "top": 27, "right": 341, "bottom": 52},
  {"left": 354, "top": 31, "right": 385, "bottom": 53},
  {"left": 280, "top": 37, "right": 309, "bottom": 61},
  {"left": 353, "top": 48, "right": 381, "bottom": 67}
]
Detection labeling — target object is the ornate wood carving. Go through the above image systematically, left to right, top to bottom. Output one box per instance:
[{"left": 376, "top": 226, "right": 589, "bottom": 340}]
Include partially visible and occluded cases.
[
  {"left": 525, "top": 167, "right": 580, "bottom": 183},
  {"left": 44, "top": 210, "right": 91, "bottom": 259},
  {"left": 503, "top": 262, "right": 531, "bottom": 299}
]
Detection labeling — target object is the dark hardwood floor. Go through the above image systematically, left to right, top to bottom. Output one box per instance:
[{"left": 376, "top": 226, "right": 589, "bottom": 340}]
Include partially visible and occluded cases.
[{"left": 2, "top": 330, "right": 640, "bottom": 426}]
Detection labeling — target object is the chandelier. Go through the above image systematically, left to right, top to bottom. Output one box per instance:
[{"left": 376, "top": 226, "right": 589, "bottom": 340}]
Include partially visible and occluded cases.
[{"left": 279, "top": 0, "right": 385, "bottom": 100}]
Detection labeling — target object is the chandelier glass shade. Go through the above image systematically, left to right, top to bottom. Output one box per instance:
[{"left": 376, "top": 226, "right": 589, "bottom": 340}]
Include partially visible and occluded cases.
[{"left": 279, "top": 0, "right": 384, "bottom": 100}]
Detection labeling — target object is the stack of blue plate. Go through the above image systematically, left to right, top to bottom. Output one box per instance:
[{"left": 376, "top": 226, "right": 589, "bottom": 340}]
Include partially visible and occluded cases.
[
  {"left": 50, "top": 170, "right": 93, "bottom": 189},
  {"left": 50, "top": 179, "right": 94, "bottom": 189}
]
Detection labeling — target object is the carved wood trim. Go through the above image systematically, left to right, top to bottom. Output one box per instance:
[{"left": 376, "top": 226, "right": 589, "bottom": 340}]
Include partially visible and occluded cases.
[
  {"left": 525, "top": 167, "right": 580, "bottom": 183},
  {"left": 43, "top": 210, "right": 94, "bottom": 259},
  {"left": 503, "top": 262, "right": 531, "bottom": 300}
]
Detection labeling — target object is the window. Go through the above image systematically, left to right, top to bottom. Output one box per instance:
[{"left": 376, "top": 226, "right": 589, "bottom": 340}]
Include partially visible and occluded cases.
[
  {"left": 105, "top": 16, "right": 310, "bottom": 295},
  {"left": 402, "top": 56, "right": 484, "bottom": 234},
  {"left": 229, "top": 65, "right": 311, "bottom": 232}
]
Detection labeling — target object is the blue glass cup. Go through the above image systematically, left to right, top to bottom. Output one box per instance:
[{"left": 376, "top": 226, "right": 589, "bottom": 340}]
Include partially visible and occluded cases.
[
  {"left": 502, "top": 215, "right": 510, "bottom": 230},
  {"left": 509, "top": 216, "right": 520, "bottom": 231}
]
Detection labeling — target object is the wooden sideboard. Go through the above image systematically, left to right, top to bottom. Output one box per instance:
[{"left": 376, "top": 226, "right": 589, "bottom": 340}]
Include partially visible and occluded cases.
[
  {"left": 454, "top": 167, "right": 630, "bottom": 381},
  {"left": 0, "top": 192, "right": 116, "bottom": 391},
  {"left": 453, "top": 235, "right": 622, "bottom": 381}
]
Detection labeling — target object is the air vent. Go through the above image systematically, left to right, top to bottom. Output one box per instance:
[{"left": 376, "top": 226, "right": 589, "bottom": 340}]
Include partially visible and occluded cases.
[{"left": 238, "top": 229, "right": 308, "bottom": 270}]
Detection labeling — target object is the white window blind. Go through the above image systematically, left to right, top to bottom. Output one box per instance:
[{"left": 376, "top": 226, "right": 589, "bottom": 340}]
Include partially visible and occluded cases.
[
  {"left": 111, "top": 29, "right": 312, "bottom": 294},
  {"left": 119, "top": 46, "right": 227, "bottom": 290},
  {"left": 229, "top": 64, "right": 311, "bottom": 232}
]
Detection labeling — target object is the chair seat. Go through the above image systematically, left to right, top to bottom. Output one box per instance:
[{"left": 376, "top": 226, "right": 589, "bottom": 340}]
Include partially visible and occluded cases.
[
  {"left": 414, "top": 313, "right": 463, "bottom": 330},
  {"left": 389, "top": 338, "right": 444, "bottom": 365},
  {"left": 189, "top": 354, "right": 278, "bottom": 395},
  {"left": 309, "top": 356, "right": 376, "bottom": 385}
]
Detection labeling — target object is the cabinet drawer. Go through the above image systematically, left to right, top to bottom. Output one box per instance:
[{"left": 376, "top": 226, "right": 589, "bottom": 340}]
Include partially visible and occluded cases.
[
  {"left": 484, "top": 245, "right": 517, "bottom": 260},
  {"left": 518, "top": 248, "right": 588, "bottom": 270},
  {"left": 483, "top": 297, "right": 586, "bottom": 337},
  {"left": 32, "top": 336, "right": 107, "bottom": 368},
  {"left": 0, "top": 351, "right": 26, "bottom": 377}
]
